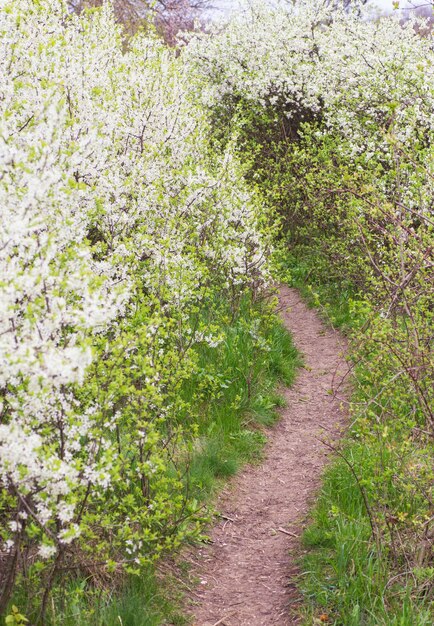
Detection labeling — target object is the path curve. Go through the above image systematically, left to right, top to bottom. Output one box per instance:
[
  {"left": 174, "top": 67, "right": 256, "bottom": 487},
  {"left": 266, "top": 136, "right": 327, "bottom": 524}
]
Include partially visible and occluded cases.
[{"left": 188, "top": 286, "right": 349, "bottom": 626}]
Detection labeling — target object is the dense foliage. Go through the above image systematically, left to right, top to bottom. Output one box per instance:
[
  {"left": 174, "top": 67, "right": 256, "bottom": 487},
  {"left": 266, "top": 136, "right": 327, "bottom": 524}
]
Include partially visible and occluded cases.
[
  {"left": 0, "top": 0, "right": 281, "bottom": 618},
  {"left": 1, "top": 0, "right": 433, "bottom": 623},
  {"left": 187, "top": 1, "right": 434, "bottom": 622}
]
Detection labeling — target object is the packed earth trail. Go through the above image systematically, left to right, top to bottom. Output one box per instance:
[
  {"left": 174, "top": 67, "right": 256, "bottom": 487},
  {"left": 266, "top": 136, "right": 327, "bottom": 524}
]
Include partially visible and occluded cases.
[{"left": 188, "top": 286, "right": 350, "bottom": 625}]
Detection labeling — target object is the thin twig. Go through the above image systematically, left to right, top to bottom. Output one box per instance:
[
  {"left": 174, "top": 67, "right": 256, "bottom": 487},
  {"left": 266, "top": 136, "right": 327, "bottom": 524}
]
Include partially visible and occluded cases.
[
  {"left": 318, "top": 422, "right": 335, "bottom": 434},
  {"left": 219, "top": 514, "right": 235, "bottom": 522},
  {"left": 277, "top": 527, "right": 298, "bottom": 538},
  {"left": 210, "top": 611, "right": 237, "bottom": 626}
]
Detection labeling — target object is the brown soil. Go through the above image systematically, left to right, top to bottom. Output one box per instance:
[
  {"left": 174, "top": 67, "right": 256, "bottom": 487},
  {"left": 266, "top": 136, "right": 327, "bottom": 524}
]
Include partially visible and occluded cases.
[{"left": 186, "top": 286, "right": 350, "bottom": 626}]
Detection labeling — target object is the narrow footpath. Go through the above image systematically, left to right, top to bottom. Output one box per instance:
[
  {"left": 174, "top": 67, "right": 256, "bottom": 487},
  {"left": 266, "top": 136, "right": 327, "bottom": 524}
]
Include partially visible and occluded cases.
[{"left": 188, "top": 286, "right": 350, "bottom": 626}]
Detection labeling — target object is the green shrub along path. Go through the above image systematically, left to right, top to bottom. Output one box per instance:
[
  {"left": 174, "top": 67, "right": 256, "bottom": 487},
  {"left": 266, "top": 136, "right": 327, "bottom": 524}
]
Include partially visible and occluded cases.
[
  {"left": 186, "top": 2, "right": 434, "bottom": 622},
  {"left": 186, "top": 286, "right": 349, "bottom": 625}
]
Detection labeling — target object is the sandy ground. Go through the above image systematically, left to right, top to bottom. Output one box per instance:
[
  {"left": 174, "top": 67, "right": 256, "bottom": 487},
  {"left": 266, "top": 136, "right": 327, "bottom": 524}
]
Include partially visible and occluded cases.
[{"left": 187, "top": 286, "right": 350, "bottom": 626}]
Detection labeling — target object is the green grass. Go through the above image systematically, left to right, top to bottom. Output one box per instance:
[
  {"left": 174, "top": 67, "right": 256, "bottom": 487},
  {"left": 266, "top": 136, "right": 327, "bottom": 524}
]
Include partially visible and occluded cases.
[
  {"left": 282, "top": 250, "right": 357, "bottom": 331},
  {"left": 284, "top": 251, "right": 434, "bottom": 626},
  {"left": 183, "top": 308, "right": 300, "bottom": 502},
  {"left": 301, "top": 446, "right": 433, "bottom": 626},
  {"left": 24, "top": 567, "right": 189, "bottom": 626}
]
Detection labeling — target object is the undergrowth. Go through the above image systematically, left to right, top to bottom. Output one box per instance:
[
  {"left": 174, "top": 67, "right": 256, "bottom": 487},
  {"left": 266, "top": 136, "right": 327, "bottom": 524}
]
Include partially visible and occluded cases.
[
  {"left": 287, "top": 255, "right": 434, "bottom": 626},
  {"left": 184, "top": 300, "right": 298, "bottom": 502},
  {"left": 10, "top": 301, "right": 298, "bottom": 626}
]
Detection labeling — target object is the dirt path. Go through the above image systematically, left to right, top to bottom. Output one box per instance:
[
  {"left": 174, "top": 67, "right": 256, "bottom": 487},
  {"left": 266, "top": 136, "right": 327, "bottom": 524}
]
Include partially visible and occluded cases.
[{"left": 187, "top": 286, "right": 350, "bottom": 626}]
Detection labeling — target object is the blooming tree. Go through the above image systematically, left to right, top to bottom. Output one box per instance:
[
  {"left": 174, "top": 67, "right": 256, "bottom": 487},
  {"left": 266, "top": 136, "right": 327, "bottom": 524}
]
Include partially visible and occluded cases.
[
  {"left": 0, "top": 0, "right": 268, "bottom": 614},
  {"left": 68, "top": 0, "right": 211, "bottom": 41}
]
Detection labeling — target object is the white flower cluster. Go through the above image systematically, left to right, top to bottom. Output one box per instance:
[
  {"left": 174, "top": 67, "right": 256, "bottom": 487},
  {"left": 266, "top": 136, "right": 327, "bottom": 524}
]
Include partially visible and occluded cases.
[
  {"left": 0, "top": 0, "right": 268, "bottom": 580},
  {"left": 186, "top": 0, "right": 434, "bottom": 303},
  {"left": 187, "top": 0, "right": 434, "bottom": 170}
]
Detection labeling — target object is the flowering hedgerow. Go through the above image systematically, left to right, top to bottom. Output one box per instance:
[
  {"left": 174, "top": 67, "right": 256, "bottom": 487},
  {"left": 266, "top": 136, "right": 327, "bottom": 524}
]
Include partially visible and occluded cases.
[
  {"left": 0, "top": 0, "right": 271, "bottom": 613},
  {"left": 2, "top": 0, "right": 434, "bottom": 620},
  {"left": 187, "top": 0, "right": 434, "bottom": 619}
]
